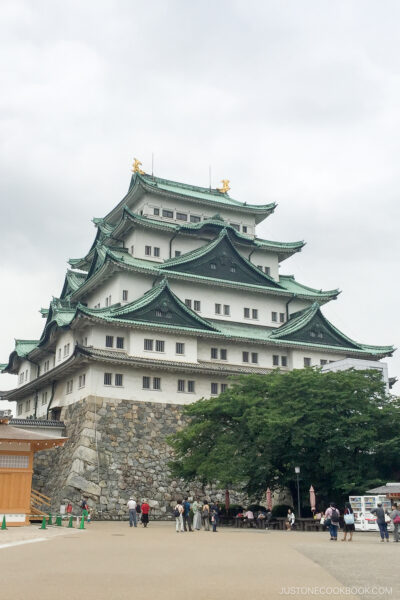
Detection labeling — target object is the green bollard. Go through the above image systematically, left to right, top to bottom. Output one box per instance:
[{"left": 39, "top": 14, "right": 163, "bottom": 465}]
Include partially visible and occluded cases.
[
  {"left": 48, "top": 513, "right": 53, "bottom": 526},
  {"left": 55, "top": 515, "right": 62, "bottom": 527},
  {"left": 67, "top": 515, "right": 73, "bottom": 528},
  {"left": 79, "top": 515, "right": 85, "bottom": 530},
  {"left": 1, "top": 516, "right": 7, "bottom": 530},
  {"left": 40, "top": 517, "right": 47, "bottom": 530}
]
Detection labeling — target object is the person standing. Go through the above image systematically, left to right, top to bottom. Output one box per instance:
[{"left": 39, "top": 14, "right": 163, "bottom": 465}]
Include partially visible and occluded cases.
[
  {"left": 81, "top": 497, "right": 89, "bottom": 521},
  {"left": 127, "top": 497, "right": 137, "bottom": 528},
  {"left": 183, "top": 497, "right": 193, "bottom": 532},
  {"left": 192, "top": 499, "right": 202, "bottom": 530},
  {"left": 141, "top": 500, "right": 150, "bottom": 528},
  {"left": 174, "top": 500, "right": 184, "bottom": 532},
  {"left": 202, "top": 500, "right": 210, "bottom": 531},
  {"left": 342, "top": 502, "right": 355, "bottom": 542},
  {"left": 210, "top": 503, "right": 219, "bottom": 533},
  {"left": 324, "top": 503, "right": 340, "bottom": 540},
  {"left": 371, "top": 503, "right": 390, "bottom": 542},
  {"left": 390, "top": 503, "right": 400, "bottom": 543},
  {"left": 286, "top": 509, "right": 295, "bottom": 531}
]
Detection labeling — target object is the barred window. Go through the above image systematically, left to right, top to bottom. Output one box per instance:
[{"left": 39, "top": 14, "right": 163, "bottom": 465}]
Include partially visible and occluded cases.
[
  {"left": 244, "top": 307, "right": 250, "bottom": 318},
  {"left": 106, "top": 336, "right": 114, "bottom": 348},
  {"left": 116, "top": 337, "right": 124, "bottom": 349},
  {"left": 144, "top": 339, "right": 153, "bottom": 351},
  {"left": 155, "top": 340, "right": 165, "bottom": 352},
  {"left": 176, "top": 342, "right": 185, "bottom": 355},
  {"left": 220, "top": 349, "right": 227, "bottom": 361},
  {"left": 242, "top": 351, "right": 249, "bottom": 363},
  {"left": 251, "top": 352, "right": 258, "bottom": 364},
  {"left": 104, "top": 373, "right": 112, "bottom": 386},
  {"left": 115, "top": 374, "right": 123, "bottom": 387},
  {"left": 143, "top": 376, "right": 150, "bottom": 389},
  {"left": 153, "top": 377, "right": 161, "bottom": 390},
  {"left": 177, "top": 379, "right": 185, "bottom": 392},
  {"left": 187, "top": 381, "right": 195, "bottom": 393},
  {"left": 211, "top": 383, "right": 218, "bottom": 395}
]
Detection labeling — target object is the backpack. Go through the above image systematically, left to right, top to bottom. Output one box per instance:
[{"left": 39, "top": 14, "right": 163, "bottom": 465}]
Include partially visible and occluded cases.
[
  {"left": 203, "top": 507, "right": 209, "bottom": 517},
  {"left": 173, "top": 508, "right": 180, "bottom": 518},
  {"left": 331, "top": 508, "right": 339, "bottom": 524}
]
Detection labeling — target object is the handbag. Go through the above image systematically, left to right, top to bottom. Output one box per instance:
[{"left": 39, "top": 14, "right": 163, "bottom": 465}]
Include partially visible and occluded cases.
[
  {"left": 344, "top": 513, "right": 354, "bottom": 525},
  {"left": 385, "top": 514, "right": 391, "bottom": 524},
  {"left": 393, "top": 515, "right": 400, "bottom": 524},
  {"left": 324, "top": 517, "right": 331, "bottom": 526}
]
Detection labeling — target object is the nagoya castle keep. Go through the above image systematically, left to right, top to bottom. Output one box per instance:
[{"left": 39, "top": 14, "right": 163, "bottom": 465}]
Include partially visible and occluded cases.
[{"left": 1, "top": 161, "right": 394, "bottom": 517}]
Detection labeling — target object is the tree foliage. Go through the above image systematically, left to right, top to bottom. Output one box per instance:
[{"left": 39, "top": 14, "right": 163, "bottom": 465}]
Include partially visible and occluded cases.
[{"left": 167, "top": 369, "right": 400, "bottom": 506}]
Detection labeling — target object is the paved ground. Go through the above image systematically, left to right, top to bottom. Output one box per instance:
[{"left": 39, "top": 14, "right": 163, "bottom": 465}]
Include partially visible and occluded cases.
[{"left": 0, "top": 522, "right": 397, "bottom": 599}]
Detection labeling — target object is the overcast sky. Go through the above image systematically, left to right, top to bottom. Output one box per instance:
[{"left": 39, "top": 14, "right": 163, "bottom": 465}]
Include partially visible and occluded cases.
[{"left": 1, "top": 0, "right": 399, "bottom": 408}]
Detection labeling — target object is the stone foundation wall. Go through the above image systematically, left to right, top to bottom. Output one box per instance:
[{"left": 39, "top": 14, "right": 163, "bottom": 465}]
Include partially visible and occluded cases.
[{"left": 33, "top": 396, "right": 249, "bottom": 519}]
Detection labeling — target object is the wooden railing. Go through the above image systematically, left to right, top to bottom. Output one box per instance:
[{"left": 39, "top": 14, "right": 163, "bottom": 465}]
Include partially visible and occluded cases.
[{"left": 30, "top": 488, "right": 51, "bottom": 516}]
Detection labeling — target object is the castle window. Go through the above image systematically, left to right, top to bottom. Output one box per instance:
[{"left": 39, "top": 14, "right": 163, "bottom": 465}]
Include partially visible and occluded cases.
[
  {"left": 153, "top": 208, "right": 160, "bottom": 216},
  {"left": 162, "top": 209, "right": 173, "bottom": 219},
  {"left": 176, "top": 212, "right": 188, "bottom": 221},
  {"left": 190, "top": 215, "right": 201, "bottom": 223},
  {"left": 230, "top": 223, "right": 240, "bottom": 231},
  {"left": 242, "top": 226, "right": 248, "bottom": 233},
  {"left": 130, "top": 245, "right": 134, "bottom": 255},
  {"left": 145, "top": 246, "right": 152, "bottom": 256},
  {"left": 153, "top": 247, "right": 160, "bottom": 257},
  {"left": 175, "top": 251, "right": 181, "bottom": 257},
  {"left": 210, "top": 263, "right": 217, "bottom": 270},
  {"left": 230, "top": 265, "right": 236, "bottom": 273},
  {"left": 257, "top": 265, "right": 263, "bottom": 270},
  {"left": 264, "top": 267, "right": 271, "bottom": 276},
  {"left": 122, "top": 290, "right": 128, "bottom": 301},
  {"left": 185, "top": 299, "right": 192, "bottom": 308},
  {"left": 193, "top": 300, "right": 201, "bottom": 311},
  {"left": 215, "top": 303, "right": 221, "bottom": 315},
  {"left": 223, "top": 305, "right": 230, "bottom": 316},
  {"left": 244, "top": 307, "right": 250, "bottom": 318},
  {"left": 252, "top": 309, "right": 258, "bottom": 320},
  {"left": 155, "top": 310, "right": 162, "bottom": 317},
  {"left": 271, "top": 312, "right": 278, "bottom": 322},
  {"left": 280, "top": 313, "right": 285, "bottom": 323},
  {"left": 310, "top": 331, "right": 316, "bottom": 338},
  {"left": 317, "top": 332, "right": 323, "bottom": 339},
  {"left": 106, "top": 336, "right": 114, "bottom": 348},
  {"left": 116, "top": 337, "right": 124, "bottom": 349},
  {"left": 144, "top": 339, "right": 153, "bottom": 351},
  {"left": 155, "top": 340, "right": 165, "bottom": 352},
  {"left": 176, "top": 342, "right": 185, "bottom": 355},
  {"left": 64, "top": 343, "right": 70, "bottom": 357},
  {"left": 211, "top": 347, "right": 218, "bottom": 359},
  {"left": 58, "top": 348, "right": 61, "bottom": 361},
  {"left": 220, "top": 349, "right": 227, "bottom": 361},
  {"left": 242, "top": 351, "right": 249, "bottom": 363},
  {"left": 251, "top": 352, "right": 258, "bottom": 364},
  {"left": 273, "top": 355, "right": 279, "bottom": 366},
  {"left": 281, "top": 356, "right": 288, "bottom": 367},
  {"left": 304, "top": 357, "right": 311, "bottom": 367},
  {"left": 320, "top": 359, "right": 327, "bottom": 366},
  {"left": 104, "top": 373, "right": 112, "bottom": 386},
  {"left": 78, "top": 374, "right": 86, "bottom": 388},
  {"left": 115, "top": 374, "right": 123, "bottom": 387},
  {"left": 142, "top": 376, "right": 150, "bottom": 389},
  {"left": 153, "top": 377, "right": 161, "bottom": 390},
  {"left": 177, "top": 379, "right": 185, "bottom": 392},
  {"left": 66, "top": 380, "right": 73, "bottom": 394},
  {"left": 188, "top": 380, "right": 195, "bottom": 393},
  {"left": 211, "top": 383, "right": 218, "bottom": 395},
  {"left": 221, "top": 384, "right": 228, "bottom": 392},
  {"left": 41, "top": 391, "right": 48, "bottom": 405},
  {"left": 25, "top": 399, "right": 31, "bottom": 411},
  {"left": 17, "top": 402, "right": 22, "bottom": 416}
]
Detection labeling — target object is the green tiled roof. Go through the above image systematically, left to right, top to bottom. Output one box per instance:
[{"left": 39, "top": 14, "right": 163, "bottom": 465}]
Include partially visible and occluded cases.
[
  {"left": 61, "top": 270, "right": 87, "bottom": 299},
  {"left": 279, "top": 275, "right": 339, "bottom": 300},
  {"left": 14, "top": 340, "right": 40, "bottom": 356}
]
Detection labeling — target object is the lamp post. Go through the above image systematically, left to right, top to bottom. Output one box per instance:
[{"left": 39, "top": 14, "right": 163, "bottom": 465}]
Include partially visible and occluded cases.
[{"left": 295, "top": 466, "right": 301, "bottom": 518}]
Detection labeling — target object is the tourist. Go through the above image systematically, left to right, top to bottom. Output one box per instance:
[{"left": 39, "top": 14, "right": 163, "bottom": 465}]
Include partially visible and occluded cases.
[
  {"left": 81, "top": 497, "right": 89, "bottom": 521},
  {"left": 127, "top": 497, "right": 137, "bottom": 528},
  {"left": 182, "top": 497, "right": 193, "bottom": 531},
  {"left": 141, "top": 499, "right": 150, "bottom": 528},
  {"left": 192, "top": 499, "right": 202, "bottom": 530},
  {"left": 174, "top": 500, "right": 184, "bottom": 532},
  {"left": 202, "top": 500, "right": 210, "bottom": 531},
  {"left": 136, "top": 501, "right": 141, "bottom": 522},
  {"left": 341, "top": 502, "right": 355, "bottom": 542},
  {"left": 210, "top": 503, "right": 219, "bottom": 533},
  {"left": 324, "top": 503, "right": 340, "bottom": 541},
  {"left": 371, "top": 503, "right": 390, "bottom": 542},
  {"left": 390, "top": 503, "right": 400, "bottom": 542},
  {"left": 244, "top": 508, "right": 255, "bottom": 528},
  {"left": 285, "top": 508, "right": 295, "bottom": 531},
  {"left": 265, "top": 509, "right": 272, "bottom": 529},
  {"left": 256, "top": 510, "right": 266, "bottom": 529}
]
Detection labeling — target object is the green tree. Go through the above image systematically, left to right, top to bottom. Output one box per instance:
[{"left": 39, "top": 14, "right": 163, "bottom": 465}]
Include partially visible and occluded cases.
[{"left": 168, "top": 369, "right": 400, "bottom": 507}]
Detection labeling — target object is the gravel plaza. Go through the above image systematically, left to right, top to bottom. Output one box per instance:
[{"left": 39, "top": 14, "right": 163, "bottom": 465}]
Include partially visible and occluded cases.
[{"left": 0, "top": 521, "right": 397, "bottom": 600}]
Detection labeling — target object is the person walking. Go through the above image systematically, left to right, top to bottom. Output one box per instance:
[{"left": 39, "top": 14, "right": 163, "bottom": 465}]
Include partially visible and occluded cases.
[
  {"left": 81, "top": 497, "right": 89, "bottom": 521},
  {"left": 127, "top": 497, "right": 137, "bottom": 528},
  {"left": 182, "top": 497, "right": 193, "bottom": 532},
  {"left": 192, "top": 499, "right": 202, "bottom": 530},
  {"left": 141, "top": 500, "right": 150, "bottom": 528},
  {"left": 174, "top": 500, "right": 184, "bottom": 532},
  {"left": 202, "top": 500, "right": 210, "bottom": 531},
  {"left": 342, "top": 502, "right": 355, "bottom": 542},
  {"left": 210, "top": 503, "right": 219, "bottom": 533},
  {"left": 324, "top": 503, "right": 340, "bottom": 540},
  {"left": 371, "top": 503, "right": 390, "bottom": 542},
  {"left": 390, "top": 503, "right": 400, "bottom": 542},
  {"left": 285, "top": 509, "right": 295, "bottom": 531}
]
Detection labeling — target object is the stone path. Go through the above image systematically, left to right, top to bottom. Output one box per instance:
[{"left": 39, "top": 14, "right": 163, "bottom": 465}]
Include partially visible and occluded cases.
[{"left": 0, "top": 522, "right": 397, "bottom": 599}]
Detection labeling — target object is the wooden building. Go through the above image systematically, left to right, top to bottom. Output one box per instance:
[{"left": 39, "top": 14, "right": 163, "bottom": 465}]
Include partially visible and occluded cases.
[{"left": 0, "top": 418, "right": 66, "bottom": 526}]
